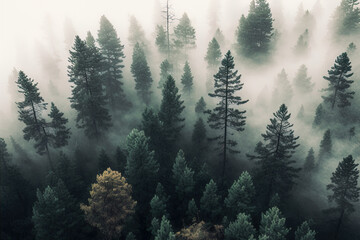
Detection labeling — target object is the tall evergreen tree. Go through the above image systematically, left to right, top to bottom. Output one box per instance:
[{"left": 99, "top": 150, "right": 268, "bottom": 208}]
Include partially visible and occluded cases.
[
  {"left": 334, "top": 0, "right": 360, "bottom": 35},
  {"left": 173, "top": 13, "right": 196, "bottom": 56},
  {"left": 97, "top": 15, "right": 129, "bottom": 111},
  {"left": 128, "top": 16, "right": 148, "bottom": 50},
  {"left": 155, "top": 25, "right": 168, "bottom": 55},
  {"left": 294, "top": 29, "right": 309, "bottom": 55},
  {"left": 85, "top": 31, "right": 96, "bottom": 48},
  {"left": 68, "top": 36, "right": 111, "bottom": 137},
  {"left": 205, "top": 38, "right": 222, "bottom": 68},
  {"left": 131, "top": 42, "right": 153, "bottom": 104},
  {"left": 206, "top": 51, "right": 248, "bottom": 180},
  {"left": 322, "top": 52, "right": 354, "bottom": 109},
  {"left": 158, "top": 59, "right": 173, "bottom": 89},
  {"left": 180, "top": 61, "right": 194, "bottom": 95},
  {"left": 293, "top": 64, "right": 314, "bottom": 94},
  {"left": 272, "top": 69, "right": 293, "bottom": 106},
  {"left": 195, "top": 97, "right": 206, "bottom": 114},
  {"left": 48, "top": 103, "right": 70, "bottom": 148},
  {"left": 248, "top": 104, "right": 300, "bottom": 206},
  {"left": 313, "top": 104, "right": 324, "bottom": 127},
  {"left": 141, "top": 108, "right": 163, "bottom": 153},
  {"left": 191, "top": 118, "right": 207, "bottom": 164},
  {"left": 318, "top": 129, "right": 332, "bottom": 163},
  {"left": 303, "top": 148, "right": 315, "bottom": 172},
  {"left": 98, "top": 149, "right": 112, "bottom": 173},
  {"left": 326, "top": 155, "right": 359, "bottom": 239},
  {"left": 200, "top": 179, "right": 221, "bottom": 224},
  {"left": 186, "top": 199, "right": 199, "bottom": 223},
  {"left": 259, "top": 207, "right": 289, "bottom": 240},
  {"left": 224, "top": 213, "right": 256, "bottom": 240},
  {"left": 154, "top": 216, "right": 175, "bottom": 240},
  {"left": 294, "top": 221, "right": 316, "bottom": 240}
]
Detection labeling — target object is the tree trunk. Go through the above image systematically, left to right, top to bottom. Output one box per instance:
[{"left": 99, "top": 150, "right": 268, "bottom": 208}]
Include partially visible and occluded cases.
[
  {"left": 222, "top": 65, "right": 229, "bottom": 183},
  {"left": 334, "top": 208, "right": 344, "bottom": 240}
]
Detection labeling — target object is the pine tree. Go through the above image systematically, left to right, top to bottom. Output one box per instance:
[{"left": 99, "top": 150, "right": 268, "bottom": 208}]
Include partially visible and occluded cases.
[
  {"left": 236, "top": 0, "right": 274, "bottom": 57},
  {"left": 334, "top": 0, "right": 360, "bottom": 35},
  {"left": 174, "top": 13, "right": 196, "bottom": 57},
  {"left": 97, "top": 15, "right": 129, "bottom": 111},
  {"left": 128, "top": 16, "right": 148, "bottom": 50},
  {"left": 155, "top": 25, "right": 168, "bottom": 55},
  {"left": 214, "top": 28, "right": 225, "bottom": 45},
  {"left": 294, "top": 29, "right": 309, "bottom": 55},
  {"left": 85, "top": 31, "right": 96, "bottom": 48},
  {"left": 68, "top": 36, "right": 111, "bottom": 137},
  {"left": 205, "top": 38, "right": 222, "bottom": 68},
  {"left": 131, "top": 42, "right": 153, "bottom": 104},
  {"left": 206, "top": 51, "right": 248, "bottom": 180},
  {"left": 322, "top": 52, "right": 354, "bottom": 109},
  {"left": 158, "top": 59, "right": 173, "bottom": 89},
  {"left": 181, "top": 61, "right": 194, "bottom": 95},
  {"left": 293, "top": 65, "right": 314, "bottom": 94},
  {"left": 272, "top": 69, "right": 293, "bottom": 106},
  {"left": 16, "top": 71, "right": 53, "bottom": 168},
  {"left": 195, "top": 97, "right": 206, "bottom": 114},
  {"left": 48, "top": 103, "right": 70, "bottom": 148},
  {"left": 248, "top": 104, "right": 300, "bottom": 206},
  {"left": 313, "top": 104, "right": 324, "bottom": 127},
  {"left": 141, "top": 108, "right": 162, "bottom": 153},
  {"left": 191, "top": 118, "right": 207, "bottom": 164},
  {"left": 318, "top": 129, "right": 332, "bottom": 163},
  {"left": 114, "top": 146, "right": 127, "bottom": 173},
  {"left": 303, "top": 148, "right": 315, "bottom": 172},
  {"left": 98, "top": 149, "right": 112, "bottom": 173},
  {"left": 326, "top": 155, "right": 359, "bottom": 239},
  {"left": 81, "top": 168, "right": 136, "bottom": 239},
  {"left": 224, "top": 171, "right": 255, "bottom": 220},
  {"left": 200, "top": 179, "right": 221, "bottom": 224},
  {"left": 150, "top": 195, "right": 168, "bottom": 220},
  {"left": 186, "top": 198, "right": 199, "bottom": 223},
  {"left": 259, "top": 207, "right": 289, "bottom": 240},
  {"left": 224, "top": 213, "right": 256, "bottom": 240},
  {"left": 154, "top": 216, "right": 175, "bottom": 240},
  {"left": 294, "top": 221, "right": 316, "bottom": 240}
]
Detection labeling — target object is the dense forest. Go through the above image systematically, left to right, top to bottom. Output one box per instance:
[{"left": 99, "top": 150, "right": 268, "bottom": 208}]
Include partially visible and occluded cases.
[{"left": 1, "top": 0, "right": 360, "bottom": 239}]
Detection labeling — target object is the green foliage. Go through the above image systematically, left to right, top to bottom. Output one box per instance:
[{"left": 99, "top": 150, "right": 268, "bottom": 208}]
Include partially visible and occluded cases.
[
  {"left": 334, "top": 0, "right": 360, "bottom": 35},
  {"left": 174, "top": 13, "right": 196, "bottom": 55},
  {"left": 128, "top": 16, "right": 148, "bottom": 50},
  {"left": 156, "top": 25, "right": 168, "bottom": 54},
  {"left": 294, "top": 29, "right": 309, "bottom": 55},
  {"left": 85, "top": 31, "right": 96, "bottom": 48},
  {"left": 205, "top": 38, "right": 221, "bottom": 68},
  {"left": 131, "top": 42, "right": 153, "bottom": 103},
  {"left": 322, "top": 52, "right": 354, "bottom": 109},
  {"left": 158, "top": 59, "right": 173, "bottom": 89},
  {"left": 181, "top": 61, "right": 194, "bottom": 95},
  {"left": 293, "top": 65, "right": 314, "bottom": 94},
  {"left": 272, "top": 69, "right": 293, "bottom": 106},
  {"left": 195, "top": 97, "right": 206, "bottom": 114},
  {"left": 48, "top": 103, "right": 70, "bottom": 148},
  {"left": 313, "top": 104, "right": 324, "bottom": 127},
  {"left": 141, "top": 108, "right": 163, "bottom": 153},
  {"left": 191, "top": 118, "right": 207, "bottom": 163},
  {"left": 318, "top": 129, "right": 332, "bottom": 163},
  {"left": 114, "top": 146, "right": 127, "bottom": 173},
  {"left": 303, "top": 148, "right": 315, "bottom": 172},
  {"left": 98, "top": 149, "right": 112, "bottom": 173},
  {"left": 172, "top": 150, "right": 195, "bottom": 200},
  {"left": 200, "top": 179, "right": 221, "bottom": 224},
  {"left": 150, "top": 195, "right": 168, "bottom": 220},
  {"left": 186, "top": 198, "right": 199, "bottom": 223},
  {"left": 259, "top": 207, "right": 289, "bottom": 240},
  {"left": 224, "top": 213, "right": 256, "bottom": 240},
  {"left": 154, "top": 216, "right": 175, "bottom": 240},
  {"left": 295, "top": 221, "right": 316, "bottom": 240},
  {"left": 126, "top": 232, "right": 137, "bottom": 240}
]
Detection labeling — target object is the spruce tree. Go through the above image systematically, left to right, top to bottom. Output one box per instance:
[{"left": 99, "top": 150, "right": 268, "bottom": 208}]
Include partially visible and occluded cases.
[
  {"left": 334, "top": 0, "right": 360, "bottom": 35},
  {"left": 173, "top": 13, "right": 196, "bottom": 56},
  {"left": 97, "top": 15, "right": 129, "bottom": 110},
  {"left": 128, "top": 16, "right": 148, "bottom": 50},
  {"left": 155, "top": 25, "right": 168, "bottom": 55},
  {"left": 214, "top": 28, "right": 225, "bottom": 45},
  {"left": 294, "top": 29, "right": 309, "bottom": 55},
  {"left": 85, "top": 31, "right": 96, "bottom": 48},
  {"left": 68, "top": 36, "right": 111, "bottom": 137},
  {"left": 205, "top": 38, "right": 222, "bottom": 68},
  {"left": 131, "top": 42, "right": 153, "bottom": 104},
  {"left": 206, "top": 51, "right": 248, "bottom": 179},
  {"left": 322, "top": 52, "right": 354, "bottom": 109},
  {"left": 158, "top": 59, "right": 173, "bottom": 89},
  {"left": 180, "top": 61, "right": 194, "bottom": 95},
  {"left": 293, "top": 64, "right": 314, "bottom": 94},
  {"left": 272, "top": 69, "right": 293, "bottom": 106},
  {"left": 195, "top": 97, "right": 206, "bottom": 114},
  {"left": 48, "top": 103, "right": 70, "bottom": 148},
  {"left": 248, "top": 104, "right": 300, "bottom": 206},
  {"left": 313, "top": 104, "right": 324, "bottom": 127},
  {"left": 141, "top": 108, "right": 162, "bottom": 153},
  {"left": 191, "top": 118, "right": 207, "bottom": 164},
  {"left": 318, "top": 129, "right": 332, "bottom": 163},
  {"left": 114, "top": 146, "right": 127, "bottom": 173},
  {"left": 303, "top": 148, "right": 315, "bottom": 172},
  {"left": 98, "top": 149, "right": 111, "bottom": 173},
  {"left": 326, "top": 155, "right": 359, "bottom": 239},
  {"left": 224, "top": 171, "right": 255, "bottom": 220},
  {"left": 200, "top": 179, "right": 221, "bottom": 224},
  {"left": 150, "top": 195, "right": 168, "bottom": 220},
  {"left": 186, "top": 198, "right": 199, "bottom": 223},
  {"left": 259, "top": 207, "right": 289, "bottom": 240},
  {"left": 224, "top": 213, "right": 256, "bottom": 240},
  {"left": 154, "top": 216, "right": 175, "bottom": 240},
  {"left": 294, "top": 221, "right": 316, "bottom": 240}
]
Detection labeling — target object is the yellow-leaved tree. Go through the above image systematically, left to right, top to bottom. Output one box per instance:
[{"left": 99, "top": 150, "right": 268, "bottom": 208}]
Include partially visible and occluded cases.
[{"left": 80, "top": 168, "right": 136, "bottom": 240}]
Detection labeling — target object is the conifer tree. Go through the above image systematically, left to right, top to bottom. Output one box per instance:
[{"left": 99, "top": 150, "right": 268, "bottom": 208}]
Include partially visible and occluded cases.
[
  {"left": 334, "top": 0, "right": 360, "bottom": 35},
  {"left": 174, "top": 13, "right": 196, "bottom": 56},
  {"left": 97, "top": 15, "right": 129, "bottom": 110},
  {"left": 128, "top": 16, "right": 148, "bottom": 50},
  {"left": 155, "top": 25, "right": 168, "bottom": 55},
  {"left": 214, "top": 28, "right": 225, "bottom": 45},
  {"left": 294, "top": 29, "right": 309, "bottom": 55},
  {"left": 85, "top": 31, "right": 96, "bottom": 48},
  {"left": 68, "top": 36, "right": 111, "bottom": 137},
  {"left": 205, "top": 38, "right": 222, "bottom": 68},
  {"left": 131, "top": 42, "right": 153, "bottom": 104},
  {"left": 347, "top": 42, "right": 357, "bottom": 55},
  {"left": 206, "top": 51, "right": 248, "bottom": 179},
  {"left": 322, "top": 52, "right": 354, "bottom": 109},
  {"left": 158, "top": 59, "right": 173, "bottom": 89},
  {"left": 181, "top": 61, "right": 194, "bottom": 95},
  {"left": 293, "top": 64, "right": 314, "bottom": 94},
  {"left": 272, "top": 69, "right": 293, "bottom": 106},
  {"left": 195, "top": 97, "right": 206, "bottom": 114},
  {"left": 48, "top": 103, "right": 70, "bottom": 148},
  {"left": 248, "top": 104, "right": 300, "bottom": 206},
  {"left": 313, "top": 104, "right": 324, "bottom": 127},
  {"left": 297, "top": 105, "right": 305, "bottom": 119},
  {"left": 141, "top": 108, "right": 162, "bottom": 153},
  {"left": 191, "top": 118, "right": 207, "bottom": 163},
  {"left": 318, "top": 129, "right": 332, "bottom": 163},
  {"left": 114, "top": 146, "right": 127, "bottom": 173},
  {"left": 303, "top": 148, "right": 315, "bottom": 172},
  {"left": 98, "top": 149, "right": 112, "bottom": 173},
  {"left": 326, "top": 155, "right": 359, "bottom": 239},
  {"left": 81, "top": 168, "right": 136, "bottom": 239},
  {"left": 224, "top": 171, "right": 255, "bottom": 220},
  {"left": 200, "top": 179, "right": 221, "bottom": 224},
  {"left": 150, "top": 195, "right": 168, "bottom": 220},
  {"left": 186, "top": 198, "right": 199, "bottom": 223},
  {"left": 259, "top": 207, "right": 289, "bottom": 240},
  {"left": 224, "top": 213, "right": 256, "bottom": 240},
  {"left": 154, "top": 216, "right": 175, "bottom": 240},
  {"left": 294, "top": 221, "right": 316, "bottom": 240},
  {"left": 126, "top": 232, "right": 137, "bottom": 240}
]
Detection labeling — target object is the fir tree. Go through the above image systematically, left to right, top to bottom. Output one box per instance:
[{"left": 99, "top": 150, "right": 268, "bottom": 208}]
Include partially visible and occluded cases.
[
  {"left": 334, "top": 0, "right": 360, "bottom": 35},
  {"left": 173, "top": 13, "right": 196, "bottom": 56},
  {"left": 97, "top": 15, "right": 129, "bottom": 111},
  {"left": 128, "top": 16, "right": 148, "bottom": 50},
  {"left": 155, "top": 25, "right": 168, "bottom": 55},
  {"left": 214, "top": 28, "right": 225, "bottom": 45},
  {"left": 294, "top": 29, "right": 309, "bottom": 55},
  {"left": 85, "top": 31, "right": 96, "bottom": 48},
  {"left": 68, "top": 36, "right": 111, "bottom": 137},
  {"left": 205, "top": 38, "right": 222, "bottom": 68},
  {"left": 131, "top": 42, "right": 153, "bottom": 104},
  {"left": 206, "top": 51, "right": 248, "bottom": 180},
  {"left": 322, "top": 52, "right": 354, "bottom": 109},
  {"left": 158, "top": 59, "right": 173, "bottom": 89},
  {"left": 180, "top": 61, "right": 194, "bottom": 95},
  {"left": 293, "top": 65, "right": 314, "bottom": 94},
  {"left": 272, "top": 69, "right": 293, "bottom": 106},
  {"left": 195, "top": 97, "right": 206, "bottom": 114},
  {"left": 48, "top": 103, "right": 70, "bottom": 148},
  {"left": 248, "top": 104, "right": 300, "bottom": 206},
  {"left": 313, "top": 104, "right": 324, "bottom": 127},
  {"left": 141, "top": 108, "right": 163, "bottom": 153},
  {"left": 191, "top": 118, "right": 207, "bottom": 163},
  {"left": 318, "top": 129, "right": 332, "bottom": 163},
  {"left": 114, "top": 146, "right": 127, "bottom": 173},
  {"left": 303, "top": 148, "right": 315, "bottom": 172},
  {"left": 98, "top": 149, "right": 111, "bottom": 173},
  {"left": 326, "top": 155, "right": 359, "bottom": 239},
  {"left": 224, "top": 171, "right": 255, "bottom": 220},
  {"left": 200, "top": 179, "right": 221, "bottom": 224},
  {"left": 150, "top": 195, "right": 168, "bottom": 220},
  {"left": 186, "top": 198, "right": 199, "bottom": 223},
  {"left": 259, "top": 207, "right": 289, "bottom": 240},
  {"left": 224, "top": 213, "right": 256, "bottom": 240},
  {"left": 154, "top": 216, "right": 175, "bottom": 240},
  {"left": 294, "top": 221, "right": 316, "bottom": 240}
]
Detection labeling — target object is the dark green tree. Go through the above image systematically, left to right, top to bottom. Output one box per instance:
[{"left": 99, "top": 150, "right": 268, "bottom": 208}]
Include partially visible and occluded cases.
[
  {"left": 334, "top": 0, "right": 360, "bottom": 35},
  {"left": 174, "top": 13, "right": 196, "bottom": 56},
  {"left": 97, "top": 15, "right": 129, "bottom": 110},
  {"left": 155, "top": 25, "right": 168, "bottom": 55},
  {"left": 68, "top": 36, "right": 111, "bottom": 137},
  {"left": 205, "top": 38, "right": 222, "bottom": 68},
  {"left": 131, "top": 42, "right": 153, "bottom": 104},
  {"left": 206, "top": 51, "right": 248, "bottom": 179},
  {"left": 322, "top": 52, "right": 354, "bottom": 109},
  {"left": 158, "top": 59, "right": 173, "bottom": 89},
  {"left": 180, "top": 61, "right": 194, "bottom": 95},
  {"left": 293, "top": 64, "right": 314, "bottom": 94},
  {"left": 195, "top": 97, "right": 206, "bottom": 114},
  {"left": 48, "top": 103, "right": 70, "bottom": 148},
  {"left": 248, "top": 104, "right": 300, "bottom": 206},
  {"left": 313, "top": 104, "right": 324, "bottom": 127},
  {"left": 141, "top": 108, "right": 163, "bottom": 153},
  {"left": 191, "top": 118, "right": 207, "bottom": 164},
  {"left": 318, "top": 129, "right": 332, "bottom": 163},
  {"left": 114, "top": 146, "right": 127, "bottom": 173},
  {"left": 303, "top": 148, "right": 315, "bottom": 172},
  {"left": 98, "top": 149, "right": 112, "bottom": 173},
  {"left": 326, "top": 155, "right": 359, "bottom": 239},
  {"left": 200, "top": 179, "right": 221, "bottom": 224},
  {"left": 150, "top": 195, "right": 168, "bottom": 220},
  {"left": 186, "top": 198, "right": 199, "bottom": 223},
  {"left": 259, "top": 207, "right": 289, "bottom": 240},
  {"left": 224, "top": 213, "right": 256, "bottom": 240},
  {"left": 154, "top": 216, "right": 175, "bottom": 240},
  {"left": 294, "top": 221, "right": 316, "bottom": 240},
  {"left": 126, "top": 232, "right": 136, "bottom": 240}
]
